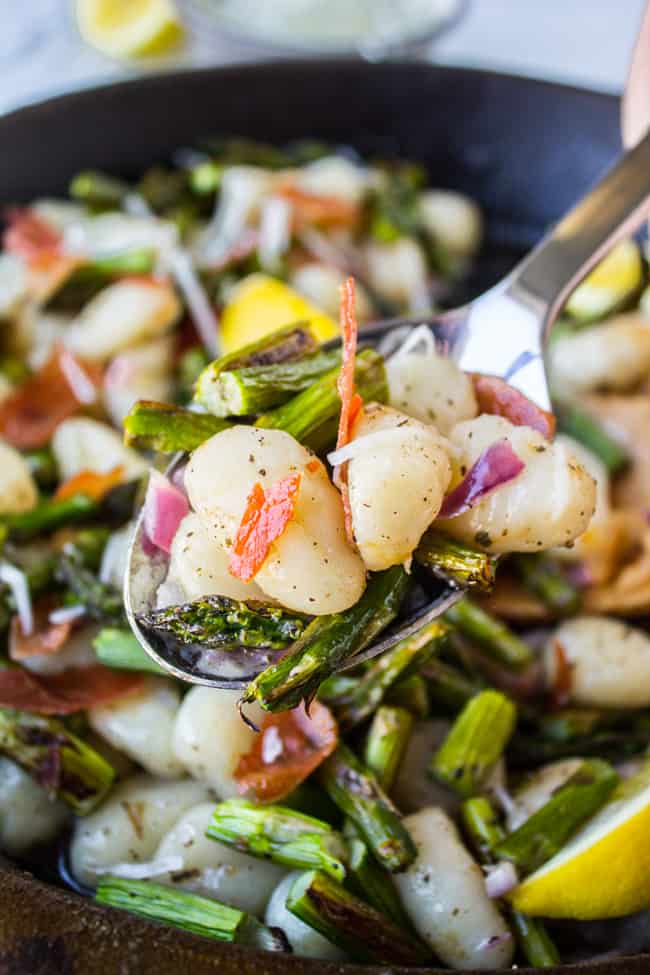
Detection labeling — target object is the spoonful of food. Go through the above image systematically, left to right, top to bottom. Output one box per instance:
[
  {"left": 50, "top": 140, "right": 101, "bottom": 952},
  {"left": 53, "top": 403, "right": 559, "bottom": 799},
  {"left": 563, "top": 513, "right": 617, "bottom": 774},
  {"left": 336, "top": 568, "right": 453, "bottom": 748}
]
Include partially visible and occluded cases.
[{"left": 125, "top": 127, "right": 650, "bottom": 701}]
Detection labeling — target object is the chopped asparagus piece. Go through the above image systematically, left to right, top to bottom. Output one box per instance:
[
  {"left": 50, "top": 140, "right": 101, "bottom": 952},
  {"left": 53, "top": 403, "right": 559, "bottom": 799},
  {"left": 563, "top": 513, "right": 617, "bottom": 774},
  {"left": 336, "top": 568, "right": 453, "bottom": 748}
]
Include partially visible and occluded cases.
[
  {"left": 69, "top": 170, "right": 131, "bottom": 209},
  {"left": 200, "top": 348, "right": 342, "bottom": 418},
  {"left": 123, "top": 401, "right": 229, "bottom": 453},
  {"left": 556, "top": 402, "right": 629, "bottom": 475},
  {"left": 23, "top": 447, "right": 58, "bottom": 489},
  {"left": 2, "top": 494, "right": 97, "bottom": 542},
  {"left": 58, "top": 527, "right": 111, "bottom": 572},
  {"left": 416, "top": 531, "right": 497, "bottom": 591},
  {"left": 56, "top": 552, "right": 123, "bottom": 624},
  {"left": 510, "top": 554, "right": 581, "bottom": 616},
  {"left": 241, "top": 566, "right": 410, "bottom": 714},
  {"left": 137, "top": 595, "right": 308, "bottom": 651},
  {"left": 444, "top": 598, "right": 533, "bottom": 671},
  {"left": 326, "top": 620, "right": 446, "bottom": 731},
  {"left": 94, "top": 628, "right": 168, "bottom": 675},
  {"left": 423, "top": 657, "right": 484, "bottom": 713},
  {"left": 430, "top": 690, "right": 517, "bottom": 798},
  {"left": 364, "top": 707, "right": 413, "bottom": 792},
  {"left": 0, "top": 709, "right": 114, "bottom": 814},
  {"left": 319, "top": 744, "right": 416, "bottom": 873},
  {"left": 494, "top": 758, "right": 618, "bottom": 874},
  {"left": 207, "top": 799, "right": 347, "bottom": 881},
  {"left": 343, "top": 820, "right": 411, "bottom": 926},
  {"left": 287, "top": 869, "right": 431, "bottom": 965},
  {"left": 96, "top": 876, "right": 286, "bottom": 949},
  {"left": 510, "top": 912, "right": 561, "bottom": 968}
]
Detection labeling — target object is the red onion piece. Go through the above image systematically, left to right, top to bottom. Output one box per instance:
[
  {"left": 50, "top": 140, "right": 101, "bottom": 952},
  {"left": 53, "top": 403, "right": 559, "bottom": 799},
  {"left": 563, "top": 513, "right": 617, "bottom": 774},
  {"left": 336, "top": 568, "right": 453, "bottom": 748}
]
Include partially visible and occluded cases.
[
  {"left": 438, "top": 441, "right": 525, "bottom": 520},
  {"left": 142, "top": 470, "right": 189, "bottom": 554},
  {"left": 485, "top": 860, "right": 519, "bottom": 898}
]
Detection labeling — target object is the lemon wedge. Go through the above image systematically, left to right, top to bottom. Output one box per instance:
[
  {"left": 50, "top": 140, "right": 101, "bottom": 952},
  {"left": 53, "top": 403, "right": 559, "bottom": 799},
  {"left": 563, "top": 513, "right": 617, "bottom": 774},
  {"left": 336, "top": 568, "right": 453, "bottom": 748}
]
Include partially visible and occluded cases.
[
  {"left": 76, "top": 0, "right": 184, "bottom": 58},
  {"left": 565, "top": 238, "right": 642, "bottom": 323},
  {"left": 220, "top": 273, "right": 338, "bottom": 353},
  {"left": 509, "top": 759, "right": 650, "bottom": 919}
]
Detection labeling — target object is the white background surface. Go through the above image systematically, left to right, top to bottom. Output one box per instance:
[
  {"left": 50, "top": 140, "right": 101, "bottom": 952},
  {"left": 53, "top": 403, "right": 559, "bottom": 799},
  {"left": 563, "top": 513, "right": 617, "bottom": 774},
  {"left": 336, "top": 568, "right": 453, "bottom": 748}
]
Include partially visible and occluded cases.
[{"left": 0, "top": 0, "right": 646, "bottom": 115}]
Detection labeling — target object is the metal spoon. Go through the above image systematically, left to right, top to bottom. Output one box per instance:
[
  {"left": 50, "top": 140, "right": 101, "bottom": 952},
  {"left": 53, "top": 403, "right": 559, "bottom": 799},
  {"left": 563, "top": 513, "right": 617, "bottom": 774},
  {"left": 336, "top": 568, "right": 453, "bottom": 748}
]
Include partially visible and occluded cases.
[{"left": 125, "top": 129, "right": 650, "bottom": 689}]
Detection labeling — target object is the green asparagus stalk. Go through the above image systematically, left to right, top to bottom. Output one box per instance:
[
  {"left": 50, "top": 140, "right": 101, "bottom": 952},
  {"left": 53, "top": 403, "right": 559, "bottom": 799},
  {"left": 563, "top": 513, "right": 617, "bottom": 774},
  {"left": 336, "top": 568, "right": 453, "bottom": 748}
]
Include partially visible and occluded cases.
[
  {"left": 189, "top": 160, "right": 223, "bottom": 195},
  {"left": 69, "top": 169, "right": 131, "bottom": 209},
  {"left": 48, "top": 250, "right": 156, "bottom": 310},
  {"left": 195, "top": 322, "right": 318, "bottom": 407},
  {"left": 200, "top": 348, "right": 342, "bottom": 418},
  {"left": 256, "top": 348, "right": 388, "bottom": 452},
  {"left": 123, "top": 401, "right": 229, "bottom": 453},
  {"left": 556, "top": 402, "right": 629, "bottom": 475},
  {"left": 23, "top": 447, "right": 58, "bottom": 489},
  {"left": 2, "top": 494, "right": 97, "bottom": 541},
  {"left": 59, "top": 527, "right": 111, "bottom": 571},
  {"left": 415, "top": 531, "right": 497, "bottom": 591},
  {"left": 56, "top": 552, "right": 123, "bottom": 624},
  {"left": 510, "top": 554, "right": 581, "bottom": 616},
  {"left": 241, "top": 566, "right": 410, "bottom": 714},
  {"left": 137, "top": 595, "right": 308, "bottom": 651},
  {"left": 444, "top": 598, "right": 533, "bottom": 671},
  {"left": 326, "top": 619, "right": 447, "bottom": 731},
  {"left": 94, "top": 628, "right": 168, "bottom": 675},
  {"left": 422, "top": 657, "right": 483, "bottom": 713},
  {"left": 385, "top": 673, "right": 429, "bottom": 719},
  {"left": 430, "top": 690, "right": 517, "bottom": 798},
  {"left": 364, "top": 707, "right": 413, "bottom": 792},
  {"left": 535, "top": 707, "right": 624, "bottom": 743},
  {"left": 0, "top": 709, "right": 114, "bottom": 814},
  {"left": 319, "top": 744, "right": 416, "bottom": 873},
  {"left": 494, "top": 759, "right": 618, "bottom": 873},
  {"left": 282, "top": 781, "right": 342, "bottom": 825},
  {"left": 461, "top": 797, "right": 560, "bottom": 968},
  {"left": 207, "top": 799, "right": 347, "bottom": 881},
  {"left": 343, "top": 819, "right": 411, "bottom": 927},
  {"left": 287, "top": 869, "right": 430, "bottom": 965},
  {"left": 96, "top": 876, "right": 287, "bottom": 950}
]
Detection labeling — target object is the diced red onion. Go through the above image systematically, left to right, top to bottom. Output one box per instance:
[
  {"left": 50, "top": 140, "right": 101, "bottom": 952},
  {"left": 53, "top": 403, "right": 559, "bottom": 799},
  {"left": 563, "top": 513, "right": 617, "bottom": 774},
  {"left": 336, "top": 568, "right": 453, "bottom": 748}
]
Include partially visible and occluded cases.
[
  {"left": 59, "top": 349, "right": 97, "bottom": 405},
  {"left": 104, "top": 354, "right": 135, "bottom": 390},
  {"left": 438, "top": 440, "right": 525, "bottom": 520},
  {"left": 142, "top": 470, "right": 189, "bottom": 555},
  {"left": 0, "top": 563, "right": 33, "bottom": 637},
  {"left": 48, "top": 604, "right": 86, "bottom": 625},
  {"left": 485, "top": 860, "right": 519, "bottom": 898},
  {"left": 477, "top": 931, "right": 514, "bottom": 952}
]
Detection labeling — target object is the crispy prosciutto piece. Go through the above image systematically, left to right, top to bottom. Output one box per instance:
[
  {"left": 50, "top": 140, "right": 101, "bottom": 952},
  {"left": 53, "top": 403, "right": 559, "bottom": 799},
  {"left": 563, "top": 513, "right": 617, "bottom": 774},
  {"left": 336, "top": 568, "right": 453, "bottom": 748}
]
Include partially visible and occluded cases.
[
  {"left": 276, "top": 185, "right": 360, "bottom": 229},
  {"left": 3, "top": 208, "right": 62, "bottom": 263},
  {"left": 333, "top": 276, "right": 361, "bottom": 546},
  {"left": 471, "top": 374, "right": 556, "bottom": 440},
  {"left": 54, "top": 465, "right": 125, "bottom": 502},
  {"left": 229, "top": 473, "right": 302, "bottom": 582},
  {"left": 9, "top": 599, "right": 71, "bottom": 662},
  {"left": 549, "top": 639, "right": 573, "bottom": 710},
  {"left": 0, "top": 664, "right": 145, "bottom": 715},
  {"left": 235, "top": 700, "right": 338, "bottom": 803}
]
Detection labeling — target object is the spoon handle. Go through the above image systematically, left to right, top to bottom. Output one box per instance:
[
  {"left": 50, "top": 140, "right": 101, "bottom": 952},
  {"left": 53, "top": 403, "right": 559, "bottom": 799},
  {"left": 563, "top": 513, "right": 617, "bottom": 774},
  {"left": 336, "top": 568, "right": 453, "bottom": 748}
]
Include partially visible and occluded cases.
[{"left": 508, "top": 126, "right": 650, "bottom": 329}]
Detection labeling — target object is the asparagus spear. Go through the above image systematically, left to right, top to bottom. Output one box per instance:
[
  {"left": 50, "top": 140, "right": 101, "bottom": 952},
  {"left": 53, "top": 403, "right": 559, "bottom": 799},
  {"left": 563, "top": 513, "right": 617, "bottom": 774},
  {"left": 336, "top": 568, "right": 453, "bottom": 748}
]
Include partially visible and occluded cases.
[
  {"left": 69, "top": 169, "right": 130, "bottom": 209},
  {"left": 195, "top": 322, "right": 318, "bottom": 410},
  {"left": 200, "top": 348, "right": 342, "bottom": 418},
  {"left": 123, "top": 401, "right": 229, "bottom": 453},
  {"left": 556, "top": 402, "right": 629, "bottom": 475},
  {"left": 23, "top": 447, "right": 58, "bottom": 489},
  {"left": 2, "top": 494, "right": 97, "bottom": 542},
  {"left": 58, "top": 526, "right": 111, "bottom": 572},
  {"left": 415, "top": 531, "right": 497, "bottom": 591},
  {"left": 56, "top": 551, "right": 123, "bottom": 624},
  {"left": 510, "top": 554, "right": 581, "bottom": 616},
  {"left": 241, "top": 566, "right": 410, "bottom": 714},
  {"left": 137, "top": 595, "right": 308, "bottom": 651},
  {"left": 444, "top": 598, "right": 533, "bottom": 671},
  {"left": 326, "top": 619, "right": 447, "bottom": 731},
  {"left": 94, "top": 628, "right": 168, "bottom": 675},
  {"left": 422, "top": 657, "right": 483, "bottom": 713},
  {"left": 385, "top": 673, "right": 429, "bottom": 719},
  {"left": 430, "top": 690, "right": 517, "bottom": 798},
  {"left": 364, "top": 706, "right": 413, "bottom": 792},
  {"left": 0, "top": 709, "right": 114, "bottom": 814},
  {"left": 319, "top": 744, "right": 416, "bottom": 873},
  {"left": 494, "top": 758, "right": 618, "bottom": 873},
  {"left": 461, "top": 796, "right": 559, "bottom": 968},
  {"left": 207, "top": 799, "right": 347, "bottom": 881},
  {"left": 342, "top": 818, "right": 411, "bottom": 926},
  {"left": 287, "top": 869, "right": 430, "bottom": 965},
  {"left": 96, "top": 876, "right": 287, "bottom": 950}
]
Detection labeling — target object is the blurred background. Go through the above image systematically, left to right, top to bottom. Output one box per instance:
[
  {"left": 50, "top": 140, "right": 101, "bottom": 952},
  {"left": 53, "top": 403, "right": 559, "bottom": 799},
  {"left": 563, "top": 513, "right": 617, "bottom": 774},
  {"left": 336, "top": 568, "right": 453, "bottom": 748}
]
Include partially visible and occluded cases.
[{"left": 0, "top": 0, "right": 646, "bottom": 116}]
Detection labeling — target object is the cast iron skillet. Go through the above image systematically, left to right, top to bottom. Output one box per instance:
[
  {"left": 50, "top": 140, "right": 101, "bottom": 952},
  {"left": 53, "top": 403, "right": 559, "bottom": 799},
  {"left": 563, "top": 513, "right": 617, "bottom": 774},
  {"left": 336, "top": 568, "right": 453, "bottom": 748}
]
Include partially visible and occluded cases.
[{"left": 0, "top": 60, "right": 642, "bottom": 975}]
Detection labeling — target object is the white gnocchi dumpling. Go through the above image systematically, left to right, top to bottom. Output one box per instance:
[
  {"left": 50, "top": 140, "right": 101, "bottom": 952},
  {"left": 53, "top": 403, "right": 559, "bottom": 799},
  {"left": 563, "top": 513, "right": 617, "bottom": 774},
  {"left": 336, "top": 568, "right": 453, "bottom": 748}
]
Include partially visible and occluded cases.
[
  {"left": 293, "top": 155, "right": 371, "bottom": 205},
  {"left": 417, "top": 189, "right": 483, "bottom": 260},
  {"left": 365, "top": 237, "right": 430, "bottom": 312},
  {"left": 0, "top": 253, "right": 28, "bottom": 319},
  {"left": 289, "top": 263, "right": 373, "bottom": 323},
  {"left": 63, "top": 278, "right": 181, "bottom": 361},
  {"left": 548, "top": 312, "right": 650, "bottom": 396},
  {"left": 103, "top": 335, "right": 175, "bottom": 427},
  {"left": 386, "top": 343, "right": 478, "bottom": 434},
  {"left": 344, "top": 404, "right": 452, "bottom": 571},
  {"left": 440, "top": 415, "right": 597, "bottom": 553},
  {"left": 52, "top": 417, "right": 147, "bottom": 481},
  {"left": 186, "top": 426, "right": 366, "bottom": 615},
  {"left": 0, "top": 439, "right": 38, "bottom": 515},
  {"left": 167, "top": 512, "right": 267, "bottom": 603},
  {"left": 545, "top": 616, "right": 650, "bottom": 708},
  {"left": 20, "top": 623, "right": 99, "bottom": 676},
  {"left": 89, "top": 678, "right": 184, "bottom": 779},
  {"left": 172, "top": 687, "right": 265, "bottom": 798},
  {"left": 0, "top": 757, "right": 69, "bottom": 857},
  {"left": 506, "top": 759, "right": 584, "bottom": 832},
  {"left": 69, "top": 775, "right": 209, "bottom": 887},
  {"left": 154, "top": 802, "right": 285, "bottom": 914},
  {"left": 394, "top": 807, "right": 514, "bottom": 970},
  {"left": 265, "top": 871, "right": 347, "bottom": 961}
]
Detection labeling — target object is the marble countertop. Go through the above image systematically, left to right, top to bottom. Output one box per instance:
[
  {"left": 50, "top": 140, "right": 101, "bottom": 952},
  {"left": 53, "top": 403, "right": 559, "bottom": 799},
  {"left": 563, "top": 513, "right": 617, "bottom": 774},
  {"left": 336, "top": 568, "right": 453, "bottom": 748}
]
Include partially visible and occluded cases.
[{"left": 0, "top": 0, "right": 645, "bottom": 117}]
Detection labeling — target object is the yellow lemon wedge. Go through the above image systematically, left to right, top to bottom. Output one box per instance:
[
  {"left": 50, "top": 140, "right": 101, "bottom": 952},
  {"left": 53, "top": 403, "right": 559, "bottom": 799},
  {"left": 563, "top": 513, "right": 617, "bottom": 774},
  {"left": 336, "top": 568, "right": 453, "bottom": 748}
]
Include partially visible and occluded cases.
[
  {"left": 76, "top": 0, "right": 184, "bottom": 58},
  {"left": 565, "top": 238, "right": 643, "bottom": 323},
  {"left": 220, "top": 273, "right": 338, "bottom": 353},
  {"left": 509, "top": 759, "right": 650, "bottom": 919}
]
